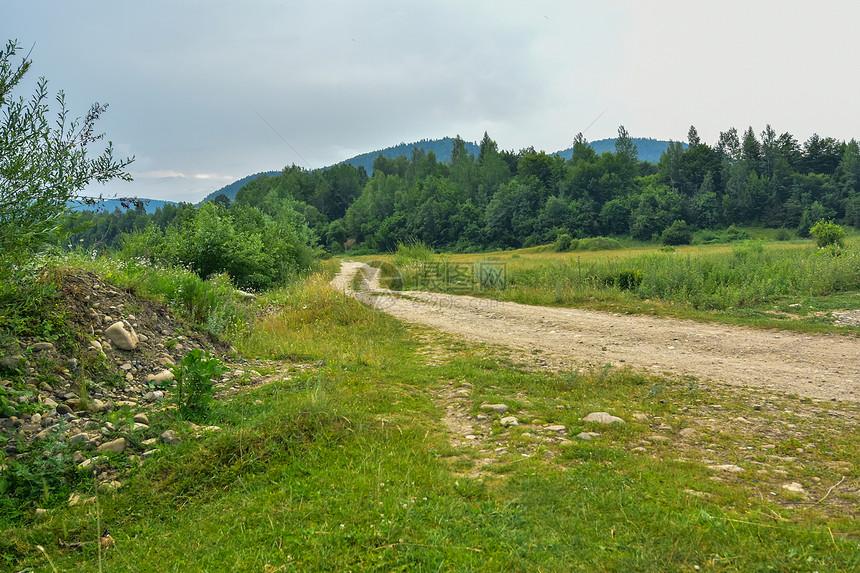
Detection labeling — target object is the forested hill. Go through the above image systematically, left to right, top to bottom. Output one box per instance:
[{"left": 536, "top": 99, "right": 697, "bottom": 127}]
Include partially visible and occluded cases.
[
  {"left": 66, "top": 125, "right": 860, "bottom": 258},
  {"left": 202, "top": 136, "right": 677, "bottom": 204},
  {"left": 334, "top": 137, "right": 675, "bottom": 175},
  {"left": 335, "top": 137, "right": 481, "bottom": 175},
  {"left": 555, "top": 137, "right": 682, "bottom": 163},
  {"left": 200, "top": 170, "right": 280, "bottom": 204}
]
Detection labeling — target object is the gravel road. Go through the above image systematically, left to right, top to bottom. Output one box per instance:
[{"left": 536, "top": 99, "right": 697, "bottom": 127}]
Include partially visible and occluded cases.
[{"left": 332, "top": 261, "right": 860, "bottom": 402}]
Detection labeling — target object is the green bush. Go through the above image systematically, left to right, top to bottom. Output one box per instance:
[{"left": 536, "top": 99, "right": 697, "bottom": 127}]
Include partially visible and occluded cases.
[
  {"left": 809, "top": 219, "right": 847, "bottom": 248},
  {"left": 661, "top": 220, "right": 692, "bottom": 246},
  {"left": 554, "top": 233, "right": 573, "bottom": 252},
  {"left": 172, "top": 349, "right": 227, "bottom": 420}
]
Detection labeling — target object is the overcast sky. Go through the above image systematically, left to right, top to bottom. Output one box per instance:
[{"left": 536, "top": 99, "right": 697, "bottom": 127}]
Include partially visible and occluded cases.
[{"left": 4, "top": 1, "right": 860, "bottom": 203}]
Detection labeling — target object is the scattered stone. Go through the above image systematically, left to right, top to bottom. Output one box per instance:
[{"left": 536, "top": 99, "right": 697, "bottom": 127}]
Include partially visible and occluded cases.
[
  {"left": 105, "top": 321, "right": 139, "bottom": 351},
  {"left": 31, "top": 342, "right": 55, "bottom": 352},
  {"left": 1, "top": 356, "right": 23, "bottom": 370},
  {"left": 146, "top": 370, "right": 174, "bottom": 383},
  {"left": 143, "top": 391, "right": 164, "bottom": 402},
  {"left": 56, "top": 403, "right": 72, "bottom": 415},
  {"left": 480, "top": 403, "right": 509, "bottom": 414},
  {"left": 582, "top": 412, "right": 625, "bottom": 425},
  {"left": 133, "top": 413, "right": 150, "bottom": 425},
  {"left": 632, "top": 413, "right": 650, "bottom": 422},
  {"left": 500, "top": 416, "right": 519, "bottom": 427},
  {"left": 732, "top": 417, "right": 750, "bottom": 424},
  {"left": 546, "top": 424, "right": 566, "bottom": 433},
  {"left": 679, "top": 428, "right": 697, "bottom": 438},
  {"left": 161, "top": 430, "right": 181, "bottom": 445},
  {"left": 576, "top": 432, "right": 600, "bottom": 441},
  {"left": 69, "top": 433, "right": 89, "bottom": 446},
  {"left": 647, "top": 435, "right": 671, "bottom": 442},
  {"left": 97, "top": 438, "right": 126, "bottom": 454},
  {"left": 141, "top": 438, "right": 158, "bottom": 446},
  {"left": 631, "top": 447, "right": 647, "bottom": 453},
  {"left": 141, "top": 449, "right": 158, "bottom": 459},
  {"left": 708, "top": 464, "right": 745, "bottom": 473},
  {"left": 782, "top": 482, "right": 806, "bottom": 494},
  {"left": 35, "top": 508, "right": 47, "bottom": 517}
]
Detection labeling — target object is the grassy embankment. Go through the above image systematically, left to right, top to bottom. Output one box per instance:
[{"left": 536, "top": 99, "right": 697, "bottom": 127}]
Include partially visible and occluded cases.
[
  {"left": 363, "top": 235, "right": 860, "bottom": 335},
  {"left": 2, "top": 257, "right": 859, "bottom": 571}
]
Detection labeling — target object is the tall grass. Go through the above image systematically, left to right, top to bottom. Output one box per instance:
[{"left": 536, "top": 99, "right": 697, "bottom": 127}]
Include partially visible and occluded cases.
[{"left": 509, "top": 242, "right": 860, "bottom": 310}]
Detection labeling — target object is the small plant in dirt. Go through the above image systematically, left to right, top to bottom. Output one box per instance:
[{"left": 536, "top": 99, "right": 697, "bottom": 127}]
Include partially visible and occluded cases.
[
  {"left": 809, "top": 219, "right": 847, "bottom": 248},
  {"left": 172, "top": 349, "right": 227, "bottom": 420}
]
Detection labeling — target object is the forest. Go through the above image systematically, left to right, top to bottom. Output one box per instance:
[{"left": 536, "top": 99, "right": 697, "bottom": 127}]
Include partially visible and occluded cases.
[{"left": 66, "top": 125, "right": 860, "bottom": 285}]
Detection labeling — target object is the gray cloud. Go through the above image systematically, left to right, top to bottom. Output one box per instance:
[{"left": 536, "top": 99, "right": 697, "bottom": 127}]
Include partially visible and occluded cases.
[{"left": 3, "top": 1, "right": 859, "bottom": 202}]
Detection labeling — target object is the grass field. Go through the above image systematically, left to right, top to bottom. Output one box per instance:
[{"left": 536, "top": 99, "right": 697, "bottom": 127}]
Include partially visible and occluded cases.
[{"left": 4, "top": 267, "right": 860, "bottom": 571}]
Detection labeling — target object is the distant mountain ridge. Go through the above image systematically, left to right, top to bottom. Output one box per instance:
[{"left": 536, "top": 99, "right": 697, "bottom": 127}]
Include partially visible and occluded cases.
[
  {"left": 198, "top": 136, "right": 682, "bottom": 204},
  {"left": 70, "top": 198, "right": 175, "bottom": 215}
]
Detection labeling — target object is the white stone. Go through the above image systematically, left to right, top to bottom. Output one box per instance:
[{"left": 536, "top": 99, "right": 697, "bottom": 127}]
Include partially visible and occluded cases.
[
  {"left": 105, "top": 321, "right": 139, "bottom": 351},
  {"left": 480, "top": 403, "right": 509, "bottom": 414},
  {"left": 582, "top": 412, "right": 625, "bottom": 425}
]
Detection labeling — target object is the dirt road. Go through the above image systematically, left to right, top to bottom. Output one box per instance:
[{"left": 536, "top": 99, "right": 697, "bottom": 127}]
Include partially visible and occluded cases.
[{"left": 332, "top": 262, "right": 860, "bottom": 402}]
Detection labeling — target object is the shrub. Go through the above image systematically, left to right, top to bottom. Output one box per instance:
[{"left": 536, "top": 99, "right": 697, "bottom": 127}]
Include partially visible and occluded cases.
[
  {"left": 809, "top": 219, "right": 847, "bottom": 248},
  {"left": 661, "top": 220, "right": 692, "bottom": 246},
  {"left": 554, "top": 233, "right": 573, "bottom": 252},
  {"left": 172, "top": 349, "right": 227, "bottom": 420}
]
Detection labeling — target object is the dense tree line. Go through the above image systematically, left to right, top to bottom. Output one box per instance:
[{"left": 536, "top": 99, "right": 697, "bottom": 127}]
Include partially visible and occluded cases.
[{"left": 68, "top": 124, "right": 860, "bottom": 270}]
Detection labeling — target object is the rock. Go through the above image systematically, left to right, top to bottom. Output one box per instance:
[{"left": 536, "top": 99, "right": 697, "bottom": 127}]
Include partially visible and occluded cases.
[
  {"left": 105, "top": 321, "right": 139, "bottom": 351},
  {"left": 31, "top": 342, "right": 54, "bottom": 352},
  {"left": 1, "top": 356, "right": 23, "bottom": 370},
  {"left": 67, "top": 358, "right": 78, "bottom": 371},
  {"left": 120, "top": 363, "right": 133, "bottom": 371},
  {"left": 146, "top": 370, "right": 174, "bottom": 383},
  {"left": 143, "top": 390, "right": 164, "bottom": 402},
  {"left": 88, "top": 399, "right": 107, "bottom": 413},
  {"left": 480, "top": 403, "right": 509, "bottom": 414},
  {"left": 56, "top": 404, "right": 73, "bottom": 416},
  {"left": 582, "top": 412, "right": 625, "bottom": 425},
  {"left": 31, "top": 413, "right": 41, "bottom": 426},
  {"left": 133, "top": 413, "right": 150, "bottom": 425},
  {"left": 632, "top": 413, "right": 650, "bottom": 422},
  {"left": 500, "top": 416, "right": 519, "bottom": 427},
  {"left": 732, "top": 417, "right": 750, "bottom": 424},
  {"left": 132, "top": 423, "right": 149, "bottom": 431},
  {"left": 546, "top": 424, "right": 567, "bottom": 433},
  {"left": 33, "top": 426, "right": 60, "bottom": 440},
  {"left": 679, "top": 428, "right": 697, "bottom": 438},
  {"left": 161, "top": 430, "right": 181, "bottom": 445},
  {"left": 576, "top": 432, "right": 600, "bottom": 441},
  {"left": 69, "top": 433, "right": 89, "bottom": 446},
  {"left": 647, "top": 435, "right": 671, "bottom": 442},
  {"left": 97, "top": 437, "right": 126, "bottom": 454},
  {"left": 141, "top": 438, "right": 158, "bottom": 446},
  {"left": 631, "top": 446, "right": 647, "bottom": 453},
  {"left": 141, "top": 449, "right": 158, "bottom": 459},
  {"left": 72, "top": 451, "right": 86, "bottom": 464},
  {"left": 708, "top": 464, "right": 744, "bottom": 473},
  {"left": 782, "top": 482, "right": 806, "bottom": 494},
  {"left": 35, "top": 508, "right": 47, "bottom": 517}
]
